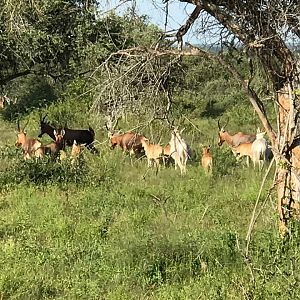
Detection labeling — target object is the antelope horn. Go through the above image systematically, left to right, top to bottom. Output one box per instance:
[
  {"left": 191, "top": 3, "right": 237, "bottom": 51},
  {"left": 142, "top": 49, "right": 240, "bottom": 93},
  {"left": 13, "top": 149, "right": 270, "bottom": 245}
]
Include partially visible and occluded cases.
[
  {"left": 113, "top": 116, "right": 120, "bottom": 131},
  {"left": 224, "top": 117, "right": 229, "bottom": 128},
  {"left": 17, "top": 119, "right": 20, "bottom": 131},
  {"left": 23, "top": 119, "right": 30, "bottom": 131},
  {"left": 217, "top": 119, "right": 221, "bottom": 130}
]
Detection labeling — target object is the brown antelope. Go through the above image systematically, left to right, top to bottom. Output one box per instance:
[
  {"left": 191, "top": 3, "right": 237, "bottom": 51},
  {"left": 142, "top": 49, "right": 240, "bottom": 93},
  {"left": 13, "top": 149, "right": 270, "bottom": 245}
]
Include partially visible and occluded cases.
[
  {"left": 0, "top": 96, "right": 5, "bottom": 109},
  {"left": 105, "top": 115, "right": 144, "bottom": 157},
  {"left": 217, "top": 119, "right": 256, "bottom": 147},
  {"left": 15, "top": 120, "right": 43, "bottom": 159},
  {"left": 169, "top": 126, "right": 189, "bottom": 174},
  {"left": 41, "top": 129, "right": 65, "bottom": 159},
  {"left": 109, "top": 131, "right": 145, "bottom": 157},
  {"left": 140, "top": 137, "right": 163, "bottom": 168},
  {"left": 70, "top": 140, "right": 83, "bottom": 164},
  {"left": 231, "top": 142, "right": 253, "bottom": 167},
  {"left": 163, "top": 144, "right": 171, "bottom": 157},
  {"left": 201, "top": 146, "right": 213, "bottom": 175}
]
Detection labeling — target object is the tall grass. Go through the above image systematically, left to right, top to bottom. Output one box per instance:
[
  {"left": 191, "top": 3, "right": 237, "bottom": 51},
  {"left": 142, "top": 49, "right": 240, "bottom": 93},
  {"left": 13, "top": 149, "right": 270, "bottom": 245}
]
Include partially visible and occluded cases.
[
  {"left": 1, "top": 111, "right": 299, "bottom": 299},
  {"left": 1, "top": 125, "right": 298, "bottom": 299}
]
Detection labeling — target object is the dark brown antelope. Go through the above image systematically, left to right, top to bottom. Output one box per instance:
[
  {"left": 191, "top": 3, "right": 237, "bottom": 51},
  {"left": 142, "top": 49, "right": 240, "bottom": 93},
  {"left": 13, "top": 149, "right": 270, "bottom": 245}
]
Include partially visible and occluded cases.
[
  {"left": 38, "top": 115, "right": 98, "bottom": 154},
  {"left": 15, "top": 120, "right": 43, "bottom": 159}
]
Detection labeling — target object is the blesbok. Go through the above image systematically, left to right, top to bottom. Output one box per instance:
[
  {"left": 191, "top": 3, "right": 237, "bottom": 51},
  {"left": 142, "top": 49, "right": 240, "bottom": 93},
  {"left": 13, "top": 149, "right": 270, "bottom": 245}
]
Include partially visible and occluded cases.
[
  {"left": 0, "top": 96, "right": 5, "bottom": 109},
  {"left": 38, "top": 115, "right": 98, "bottom": 154},
  {"left": 105, "top": 115, "right": 144, "bottom": 157},
  {"left": 217, "top": 119, "right": 256, "bottom": 147},
  {"left": 15, "top": 120, "right": 43, "bottom": 159},
  {"left": 169, "top": 126, "right": 189, "bottom": 174},
  {"left": 41, "top": 129, "right": 65, "bottom": 159},
  {"left": 251, "top": 129, "right": 268, "bottom": 170},
  {"left": 109, "top": 131, "right": 145, "bottom": 156},
  {"left": 140, "top": 137, "right": 163, "bottom": 168},
  {"left": 70, "top": 140, "right": 83, "bottom": 164},
  {"left": 231, "top": 142, "right": 253, "bottom": 167},
  {"left": 201, "top": 146, "right": 213, "bottom": 174}
]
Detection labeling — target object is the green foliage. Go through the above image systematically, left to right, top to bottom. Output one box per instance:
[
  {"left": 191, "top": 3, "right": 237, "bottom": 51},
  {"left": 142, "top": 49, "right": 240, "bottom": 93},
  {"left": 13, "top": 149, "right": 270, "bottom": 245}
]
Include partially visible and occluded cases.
[
  {"left": 0, "top": 3, "right": 162, "bottom": 87},
  {"left": 1, "top": 75, "right": 58, "bottom": 121},
  {"left": 212, "top": 146, "right": 238, "bottom": 178},
  {"left": 0, "top": 152, "right": 86, "bottom": 189}
]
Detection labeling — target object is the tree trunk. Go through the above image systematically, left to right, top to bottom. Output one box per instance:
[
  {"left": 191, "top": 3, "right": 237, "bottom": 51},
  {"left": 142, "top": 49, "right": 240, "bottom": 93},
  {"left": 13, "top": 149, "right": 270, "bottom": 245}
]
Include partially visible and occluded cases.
[{"left": 276, "top": 80, "right": 300, "bottom": 234}]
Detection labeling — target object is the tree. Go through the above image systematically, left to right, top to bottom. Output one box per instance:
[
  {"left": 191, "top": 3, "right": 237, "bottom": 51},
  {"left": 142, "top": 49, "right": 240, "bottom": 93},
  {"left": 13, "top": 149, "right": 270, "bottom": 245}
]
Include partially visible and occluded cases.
[
  {"left": 0, "top": 0, "right": 141, "bottom": 87},
  {"left": 122, "top": 0, "right": 300, "bottom": 234}
]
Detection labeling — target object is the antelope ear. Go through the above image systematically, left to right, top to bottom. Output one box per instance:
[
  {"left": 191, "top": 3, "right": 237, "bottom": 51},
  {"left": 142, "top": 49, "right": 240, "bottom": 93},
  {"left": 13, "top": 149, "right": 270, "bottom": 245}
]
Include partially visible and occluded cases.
[
  {"left": 61, "top": 129, "right": 65, "bottom": 136},
  {"left": 53, "top": 130, "right": 57, "bottom": 136},
  {"left": 73, "top": 140, "right": 77, "bottom": 145}
]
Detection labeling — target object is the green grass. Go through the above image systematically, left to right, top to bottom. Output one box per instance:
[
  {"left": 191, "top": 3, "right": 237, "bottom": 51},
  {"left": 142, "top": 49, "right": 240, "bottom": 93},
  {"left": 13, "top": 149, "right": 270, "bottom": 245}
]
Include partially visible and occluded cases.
[{"left": 1, "top": 115, "right": 299, "bottom": 300}]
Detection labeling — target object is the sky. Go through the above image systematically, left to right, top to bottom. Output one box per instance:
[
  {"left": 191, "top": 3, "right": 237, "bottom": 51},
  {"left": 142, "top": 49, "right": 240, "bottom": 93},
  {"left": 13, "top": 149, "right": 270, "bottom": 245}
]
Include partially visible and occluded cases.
[{"left": 99, "top": 0, "right": 199, "bottom": 43}]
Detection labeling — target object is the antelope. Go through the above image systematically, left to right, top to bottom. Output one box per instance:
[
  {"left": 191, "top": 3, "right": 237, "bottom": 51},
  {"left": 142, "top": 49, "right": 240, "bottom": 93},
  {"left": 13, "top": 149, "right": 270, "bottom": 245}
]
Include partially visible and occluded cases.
[
  {"left": 0, "top": 96, "right": 5, "bottom": 109},
  {"left": 38, "top": 115, "right": 98, "bottom": 154},
  {"left": 105, "top": 115, "right": 144, "bottom": 157},
  {"left": 217, "top": 119, "right": 256, "bottom": 147},
  {"left": 15, "top": 120, "right": 43, "bottom": 159},
  {"left": 169, "top": 126, "right": 189, "bottom": 174},
  {"left": 41, "top": 129, "right": 65, "bottom": 159},
  {"left": 251, "top": 129, "right": 268, "bottom": 170},
  {"left": 109, "top": 131, "right": 145, "bottom": 157},
  {"left": 140, "top": 137, "right": 163, "bottom": 168},
  {"left": 70, "top": 140, "right": 83, "bottom": 164},
  {"left": 231, "top": 142, "right": 253, "bottom": 167},
  {"left": 201, "top": 146, "right": 213, "bottom": 174}
]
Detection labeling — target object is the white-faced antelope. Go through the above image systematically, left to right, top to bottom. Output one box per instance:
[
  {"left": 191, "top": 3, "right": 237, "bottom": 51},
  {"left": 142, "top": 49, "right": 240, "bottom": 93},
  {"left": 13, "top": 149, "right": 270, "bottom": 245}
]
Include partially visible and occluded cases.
[
  {"left": 169, "top": 126, "right": 189, "bottom": 175},
  {"left": 251, "top": 128, "right": 268, "bottom": 170}
]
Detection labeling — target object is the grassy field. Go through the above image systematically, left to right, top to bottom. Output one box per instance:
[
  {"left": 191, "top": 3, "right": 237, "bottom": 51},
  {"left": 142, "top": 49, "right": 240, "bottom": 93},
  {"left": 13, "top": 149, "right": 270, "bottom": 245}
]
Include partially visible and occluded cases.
[{"left": 1, "top": 116, "right": 299, "bottom": 299}]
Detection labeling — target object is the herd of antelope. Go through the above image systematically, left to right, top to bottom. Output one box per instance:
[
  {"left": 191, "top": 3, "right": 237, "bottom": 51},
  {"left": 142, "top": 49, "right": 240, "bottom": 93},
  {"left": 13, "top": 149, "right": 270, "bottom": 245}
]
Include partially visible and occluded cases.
[
  {"left": 13, "top": 115, "right": 272, "bottom": 175},
  {"left": 15, "top": 116, "right": 98, "bottom": 164}
]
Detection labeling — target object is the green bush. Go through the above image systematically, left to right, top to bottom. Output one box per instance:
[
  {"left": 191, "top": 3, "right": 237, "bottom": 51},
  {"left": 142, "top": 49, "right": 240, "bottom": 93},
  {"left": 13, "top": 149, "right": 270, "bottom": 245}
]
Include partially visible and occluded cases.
[{"left": 211, "top": 145, "right": 238, "bottom": 178}]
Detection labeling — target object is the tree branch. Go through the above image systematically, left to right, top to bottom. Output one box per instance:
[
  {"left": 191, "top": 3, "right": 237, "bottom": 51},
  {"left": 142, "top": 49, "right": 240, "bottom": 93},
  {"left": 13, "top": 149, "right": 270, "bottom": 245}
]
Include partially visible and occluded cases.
[
  {"left": 175, "top": 4, "right": 203, "bottom": 50},
  {"left": 0, "top": 70, "right": 32, "bottom": 86}
]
